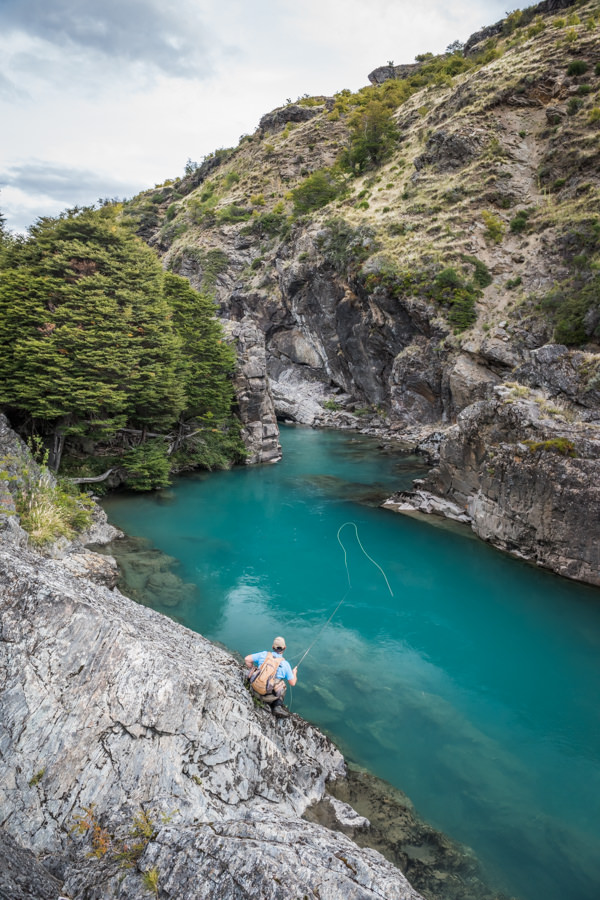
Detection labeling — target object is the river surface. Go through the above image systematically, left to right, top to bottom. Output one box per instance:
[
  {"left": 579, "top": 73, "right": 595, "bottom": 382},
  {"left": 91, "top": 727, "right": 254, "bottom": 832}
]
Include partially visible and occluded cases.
[{"left": 102, "top": 425, "right": 600, "bottom": 900}]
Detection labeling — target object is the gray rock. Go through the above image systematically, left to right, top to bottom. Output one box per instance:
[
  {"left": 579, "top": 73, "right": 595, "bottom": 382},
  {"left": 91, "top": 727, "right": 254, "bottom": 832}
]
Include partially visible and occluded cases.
[
  {"left": 259, "top": 104, "right": 324, "bottom": 133},
  {"left": 414, "top": 130, "right": 483, "bottom": 171},
  {"left": 223, "top": 317, "right": 282, "bottom": 464},
  {"left": 385, "top": 396, "right": 600, "bottom": 585},
  {"left": 0, "top": 544, "right": 424, "bottom": 900},
  {"left": 0, "top": 828, "right": 62, "bottom": 900}
]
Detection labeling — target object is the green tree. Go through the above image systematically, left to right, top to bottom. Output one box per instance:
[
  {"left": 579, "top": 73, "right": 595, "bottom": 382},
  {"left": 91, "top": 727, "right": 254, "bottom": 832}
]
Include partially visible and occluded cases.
[
  {"left": 340, "top": 100, "right": 398, "bottom": 173},
  {"left": 291, "top": 169, "right": 343, "bottom": 215},
  {"left": 0, "top": 207, "right": 185, "bottom": 468},
  {"left": 163, "top": 273, "right": 236, "bottom": 421}
]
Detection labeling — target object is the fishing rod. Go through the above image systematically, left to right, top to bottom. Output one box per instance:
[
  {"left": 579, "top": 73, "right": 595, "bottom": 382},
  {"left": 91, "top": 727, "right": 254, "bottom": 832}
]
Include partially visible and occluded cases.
[{"left": 294, "top": 522, "right": 394, "bottom": 669}]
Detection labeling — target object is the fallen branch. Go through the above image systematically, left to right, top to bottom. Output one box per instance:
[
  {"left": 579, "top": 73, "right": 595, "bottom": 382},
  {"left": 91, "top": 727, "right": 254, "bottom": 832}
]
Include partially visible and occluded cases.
[{"left": 69, "top": 468, "right": 114, "bottom": 484}]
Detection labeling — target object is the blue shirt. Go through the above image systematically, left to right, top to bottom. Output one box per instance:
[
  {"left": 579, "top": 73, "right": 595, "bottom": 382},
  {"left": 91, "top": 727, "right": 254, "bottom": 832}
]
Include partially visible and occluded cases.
[{"left": 250, "top": 651, "right": 293, "bottom": 681}]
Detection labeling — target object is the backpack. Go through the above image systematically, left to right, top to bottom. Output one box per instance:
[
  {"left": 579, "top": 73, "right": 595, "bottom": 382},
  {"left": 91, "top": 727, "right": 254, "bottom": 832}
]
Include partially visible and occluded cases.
[{"left": 249, "top": 653, "right": 284, "bottom": 696}]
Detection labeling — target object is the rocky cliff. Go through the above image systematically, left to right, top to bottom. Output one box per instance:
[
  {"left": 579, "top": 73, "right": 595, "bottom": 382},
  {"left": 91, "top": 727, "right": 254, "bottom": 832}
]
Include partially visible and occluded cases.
[{"left": 126, "top": 0, "right": 600, "bottom": 585}]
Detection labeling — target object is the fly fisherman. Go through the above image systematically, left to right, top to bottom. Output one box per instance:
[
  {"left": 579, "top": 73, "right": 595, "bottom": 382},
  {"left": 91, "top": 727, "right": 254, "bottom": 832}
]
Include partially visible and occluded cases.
[{"left": 245, "top": 636, "right": 298, "bottom": 717}]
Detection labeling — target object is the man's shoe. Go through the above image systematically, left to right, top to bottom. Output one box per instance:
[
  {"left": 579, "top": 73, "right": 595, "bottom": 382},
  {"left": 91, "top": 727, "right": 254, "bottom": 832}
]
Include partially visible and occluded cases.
[{"left": 271, "top": 700, "right": 290, "bottom": 717}]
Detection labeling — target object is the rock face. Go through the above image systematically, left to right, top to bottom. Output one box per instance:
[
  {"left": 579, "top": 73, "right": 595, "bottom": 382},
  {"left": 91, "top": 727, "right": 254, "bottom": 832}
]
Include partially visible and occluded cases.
[
  {"left": 223, "top": 318, "right": 281, "bottom": 464},
  {"left": 386, "top": 389, "right": 600, "bottom": 585},
  {"left": 0, "top": 540, "right": 423, "bottom": 899},
  {"left": 0, "top": 828, "right": 62, "bottom": 900}
]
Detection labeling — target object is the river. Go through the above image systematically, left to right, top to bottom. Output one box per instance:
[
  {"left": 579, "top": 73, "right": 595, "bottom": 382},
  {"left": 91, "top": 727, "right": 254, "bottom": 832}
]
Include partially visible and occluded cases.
[{"left": 101, "top": 425, "right": 600, "bottom": 900}]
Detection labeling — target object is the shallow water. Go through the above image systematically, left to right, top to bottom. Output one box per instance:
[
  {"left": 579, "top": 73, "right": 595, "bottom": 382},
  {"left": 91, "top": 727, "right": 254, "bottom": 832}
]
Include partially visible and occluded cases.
[{"left": 102, "top": 425, "right": 600, "bottom": 900}]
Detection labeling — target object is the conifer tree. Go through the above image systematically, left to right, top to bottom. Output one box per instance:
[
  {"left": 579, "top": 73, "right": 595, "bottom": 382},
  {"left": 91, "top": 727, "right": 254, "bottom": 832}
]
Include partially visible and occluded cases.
[
  {"left": 0, "top": 208, "right": 185, "bottom": 467},
  {"left": 163, "top": 273, "right": 236, "bottom": 422}
]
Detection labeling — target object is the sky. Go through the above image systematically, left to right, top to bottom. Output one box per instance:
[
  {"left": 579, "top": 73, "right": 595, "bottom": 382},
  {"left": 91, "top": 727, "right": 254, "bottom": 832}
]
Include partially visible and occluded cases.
[{"left": 1, "top": 0, "right": 510, "bottom": 233}]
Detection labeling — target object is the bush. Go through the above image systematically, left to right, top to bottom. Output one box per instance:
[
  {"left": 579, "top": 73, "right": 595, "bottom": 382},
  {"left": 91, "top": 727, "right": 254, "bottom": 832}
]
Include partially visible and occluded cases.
[
  {"left": 567, "top": 60, "right": 588, "bottom": 75},
  {"left": 291, "top": 169, "right": 343, "bottom": 215},
  {"left": 216, "top": 204, "right": 252, "bottom": 224},
  {"left": 510, "top": 208, "right": 533, "bottom": 233},
  {"left": 242, "top": 209, "right": 289, "bottom": 239},
  {"left": 482, "top": 210, "right": 506, "bottom": 243},
  {"left": 317, "top": 218, "right": 378, "bottom": 273},
  {"left": 462, "top": 255, "right": 493, "bottom": 288},
  {"left": 430, "top": 267, "right": 479, "bottom": 331},
  {"left": 541, "top": 272, "right": 600, "bottom": 345},
  {"left": 524, "top": 438, "right": 576, "bottom": 457},
  {"left": 122, "top": 440, "right": 171, "bottom": 491},
  {"left": 12, "top": 463, "right": 94, "bottom": 547}
]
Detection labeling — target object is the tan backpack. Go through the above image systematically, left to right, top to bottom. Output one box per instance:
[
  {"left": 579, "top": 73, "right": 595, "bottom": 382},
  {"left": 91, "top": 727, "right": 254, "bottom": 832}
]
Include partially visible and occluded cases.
[{"left": 249, "top": 652, "right": 284, "bottom": 695}]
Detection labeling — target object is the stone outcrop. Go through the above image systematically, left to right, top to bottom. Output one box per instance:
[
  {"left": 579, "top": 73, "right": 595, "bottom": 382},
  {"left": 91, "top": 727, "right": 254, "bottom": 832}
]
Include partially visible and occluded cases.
[
  {"left": 259, "top": 103, "right": 327, "bottom": 133},
  {"left": 413, "top": 129, "right": 484, "bottom": 171},
  {"left": 223, "top": 317, "right": 281, "bottom": 464},
  {"left": 385, "top": 388, "right": 600, "bottom": 585},
  {"left": 0, "top": 538, "right": 424, "bottom": 899}
]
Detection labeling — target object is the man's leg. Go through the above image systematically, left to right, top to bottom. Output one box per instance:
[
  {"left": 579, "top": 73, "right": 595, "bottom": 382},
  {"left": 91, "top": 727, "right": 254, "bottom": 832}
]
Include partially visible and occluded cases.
[{"left": 271, "top": 680, "right": 289, "bottom": 716}]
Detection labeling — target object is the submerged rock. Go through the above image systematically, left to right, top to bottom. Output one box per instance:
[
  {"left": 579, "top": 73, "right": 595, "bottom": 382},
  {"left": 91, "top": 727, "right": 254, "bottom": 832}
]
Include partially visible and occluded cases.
[{"left": 307, "top": 767, "right": 514, "bottom": 900}]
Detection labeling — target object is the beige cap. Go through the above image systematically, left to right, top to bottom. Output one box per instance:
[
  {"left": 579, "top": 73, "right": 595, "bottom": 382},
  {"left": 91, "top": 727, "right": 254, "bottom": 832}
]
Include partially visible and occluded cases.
[{"left": 272, "top": 636, "right": 286, "bottom": 650}]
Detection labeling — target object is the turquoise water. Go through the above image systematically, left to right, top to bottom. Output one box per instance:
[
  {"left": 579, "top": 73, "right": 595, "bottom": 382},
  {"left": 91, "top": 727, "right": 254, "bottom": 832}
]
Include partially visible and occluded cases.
[{"left": 102, "top": 426, "right": 600, "bottom": 900}]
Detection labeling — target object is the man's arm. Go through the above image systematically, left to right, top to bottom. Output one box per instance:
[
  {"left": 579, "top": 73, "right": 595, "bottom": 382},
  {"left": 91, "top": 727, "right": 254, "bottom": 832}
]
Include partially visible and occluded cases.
[
  {"left": 244, "top": 654, "right": 256, "bottom": 667},
  {"left": 288, "top": 666, "right": 298, "bottom": 686}
]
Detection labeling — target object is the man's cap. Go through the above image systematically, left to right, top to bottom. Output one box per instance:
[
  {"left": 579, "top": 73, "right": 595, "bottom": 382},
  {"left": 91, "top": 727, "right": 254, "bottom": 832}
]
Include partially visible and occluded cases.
[{"left": 272, "top": 636, "right": 286, "bottom": 650}]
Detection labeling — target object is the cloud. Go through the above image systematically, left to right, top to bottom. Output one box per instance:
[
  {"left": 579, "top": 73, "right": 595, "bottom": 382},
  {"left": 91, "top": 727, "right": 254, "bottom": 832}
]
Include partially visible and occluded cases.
[
  {"left": 0, "top": 0, "right": 218, "bottom": 77},
  {"left": 0, "top": 71, "right": 28, "bottom": 102},
  {"left": 0, "top": 161, "right": 146, "bottom": 232}
]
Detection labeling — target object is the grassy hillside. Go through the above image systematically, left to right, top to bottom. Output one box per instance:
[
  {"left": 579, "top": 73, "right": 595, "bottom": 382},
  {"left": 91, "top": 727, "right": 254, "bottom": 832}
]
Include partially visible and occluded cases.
[{"left": 126, "top": 0, "right": 600, "bottom": 348}]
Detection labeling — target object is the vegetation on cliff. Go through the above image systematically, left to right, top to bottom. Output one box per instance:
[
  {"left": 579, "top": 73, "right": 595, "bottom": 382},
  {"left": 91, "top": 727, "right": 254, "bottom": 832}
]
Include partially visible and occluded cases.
[
  {"left": 126, "top": 0, "right": 600, "bottom": 351},
  {"left": 0, "top": 206, "right": 245, "bottom": 491}
]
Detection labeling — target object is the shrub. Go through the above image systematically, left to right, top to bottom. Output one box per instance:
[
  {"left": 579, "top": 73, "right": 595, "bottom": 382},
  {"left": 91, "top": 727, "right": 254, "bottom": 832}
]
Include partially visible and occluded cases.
[
  {"left": 567, "top": 60, "right": 588, "bottom": 75},
  {"left": 567, "top": 97, "right": 584, "bottom": 115},
  {"left": 339, "top": 99, "right": 399, "bottom": 173},
  {"left": 589, "top": 108, "right": 600, "bottom": 124},
  {"left": 291, "top": 169, "right": 343, "bottom": 215},
  {"left": 216, "top": 204, "right": 252, "bottom": 224},
  {"left": 510, "top": 208, "right": 533, "bottom": 233},
  {"left": 242, "top": 209, "right": 288, "bottom": 239},
  {"left": 482, "top": 210, "right": 506, "bottom": 243},
  {"left": 317, "top": 218, "right": 377, "bottom": 273},
  {"left": 462, "top": 255, "right": 493, "bottom": 288},
  {"left": 430, "top": 267, "right": 479, "bottom": 331},
  {"left": 541, "top": 271, "right": 600, "bottom": 345},
  {"left": 506, "top": 276, "right": 522, "bottom": 289},
  {"left": 524, "top": 438, "right": 576, "bottom": 457},
  {"left": 122, "top": 440, "right": 171, "bottom": 491},
  {"left": 12, "top": 459, "right": 94, "bottom": 547}
]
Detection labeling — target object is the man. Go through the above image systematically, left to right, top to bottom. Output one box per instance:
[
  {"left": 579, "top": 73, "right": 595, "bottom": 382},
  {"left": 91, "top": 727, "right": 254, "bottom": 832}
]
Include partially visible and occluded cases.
[{"left": 245, "top": 636, "right": 298, "bottom": 717}]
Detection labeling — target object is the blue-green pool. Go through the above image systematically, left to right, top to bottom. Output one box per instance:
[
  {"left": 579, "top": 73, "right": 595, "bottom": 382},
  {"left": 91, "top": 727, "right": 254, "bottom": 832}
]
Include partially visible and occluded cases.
[{"left": 102, "top": 425, "right": 600, "bottom": 900}]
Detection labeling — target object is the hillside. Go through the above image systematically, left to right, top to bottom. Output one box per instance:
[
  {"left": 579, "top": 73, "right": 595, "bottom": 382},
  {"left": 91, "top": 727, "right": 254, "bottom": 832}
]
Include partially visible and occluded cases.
[{"left": 125, "top": 0, "right": 600, "bottom": 585}]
